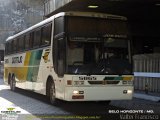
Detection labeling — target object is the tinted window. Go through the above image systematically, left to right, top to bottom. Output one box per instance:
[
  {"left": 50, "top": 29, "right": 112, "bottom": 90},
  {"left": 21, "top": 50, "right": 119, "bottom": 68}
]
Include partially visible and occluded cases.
[
  {"left": 54, "top": 17, "right": 64, "bottom": 35},
  {"left": 67, "top": 17, "right": 128, "bottom": 37},
  {"left": 41, "top": 23, "right": 52, "bottom": 46},
  {"left": 33, "top": 29, "right": 41, "bottom": 48},
  {"left": 25, "top": 33, "right": 33, "bottom": 50},
  {"left": 18, "top": 37, "right": 24, "bottom": 51},
  {"left": 10, "top": 40, "right": 13, "bottom": 53},
  {"left": 12, "top": 40, "right": 17, "bottom": 53},
  {"left": 8, "top": 42, "right": 11, "bottom": 54},
  {"left": 5, "top": 43, "right": 8, "bottom": 55}
]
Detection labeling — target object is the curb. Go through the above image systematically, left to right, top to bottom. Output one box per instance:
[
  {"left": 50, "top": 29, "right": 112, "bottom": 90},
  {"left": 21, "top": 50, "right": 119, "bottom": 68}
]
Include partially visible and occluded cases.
[{"left": 134, "top": 93, "right": 160, "bottom": 102}]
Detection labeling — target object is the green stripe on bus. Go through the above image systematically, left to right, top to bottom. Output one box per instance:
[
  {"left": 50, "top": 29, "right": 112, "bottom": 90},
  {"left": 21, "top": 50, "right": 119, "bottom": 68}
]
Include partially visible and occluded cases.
[{"left": 27, "top": 50, "right": 43, "bottom": 81}]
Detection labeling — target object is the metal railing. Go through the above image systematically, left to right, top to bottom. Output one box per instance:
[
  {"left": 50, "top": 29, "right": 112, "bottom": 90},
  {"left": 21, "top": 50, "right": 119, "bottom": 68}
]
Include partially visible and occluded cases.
[{"left": 133, "top": 54, "right": 160, "bottom": 93}]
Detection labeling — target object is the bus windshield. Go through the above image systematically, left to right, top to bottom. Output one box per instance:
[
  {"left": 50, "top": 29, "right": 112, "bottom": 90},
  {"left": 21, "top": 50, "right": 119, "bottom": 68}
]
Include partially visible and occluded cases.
[
  {"left": 65, "top": 16, "right": 131, "bottom": 75},
  {"left": 67, "top": 16, "right": 128, "bottom": 37},
  {"left": 66, "top": 37, "right": 131, "bottom": 75}
]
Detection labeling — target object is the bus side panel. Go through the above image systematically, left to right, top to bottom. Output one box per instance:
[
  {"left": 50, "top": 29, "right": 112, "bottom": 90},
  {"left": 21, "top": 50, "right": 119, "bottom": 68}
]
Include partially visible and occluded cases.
[
  {"left": 4, "top": 47, "right": 65, "bottom": 98},
  {"left": 32, "top": 48, "right": 52, "bottom": 95},
  {"left": 36, "top": 48, "right": 66, "bottom": 99},
  {"left": 4, "top": 50, "right": 44, "bottom": 90},
  {"left": 4, "top": 53, "right": 28, "bottom": 86},
  {"left": 64, "top": 86, "right": 133, "bottom": 101}
]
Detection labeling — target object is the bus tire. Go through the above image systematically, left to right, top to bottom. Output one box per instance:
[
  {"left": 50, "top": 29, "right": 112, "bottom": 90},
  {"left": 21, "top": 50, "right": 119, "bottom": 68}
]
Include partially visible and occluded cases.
[
  {"left": 8, "top": 74, "right": 11, "bottom": 85},
  {"left": 10, "top": 75, "right": 16, "bottom": 91},
  {"left": 49, "top": 80, "right": 58, "bottom": 105}
]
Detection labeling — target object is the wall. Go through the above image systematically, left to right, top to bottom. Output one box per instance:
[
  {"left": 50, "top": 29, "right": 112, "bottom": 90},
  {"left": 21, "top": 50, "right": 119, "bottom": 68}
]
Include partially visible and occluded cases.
[
  {"left": 0, "top": 0, "right": 44, "bottom": 44},
  {"left": 44, "top": 0, "right": 72, "bottom": 16}
]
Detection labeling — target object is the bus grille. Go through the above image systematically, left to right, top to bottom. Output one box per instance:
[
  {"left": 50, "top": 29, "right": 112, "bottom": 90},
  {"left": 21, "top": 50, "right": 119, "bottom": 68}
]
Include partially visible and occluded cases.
[{"left": 88, "top": 81, "right": 120, "bottom": 85}]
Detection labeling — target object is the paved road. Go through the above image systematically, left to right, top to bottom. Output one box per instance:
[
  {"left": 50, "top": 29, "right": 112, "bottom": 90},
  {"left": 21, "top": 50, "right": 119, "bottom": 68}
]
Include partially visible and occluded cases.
[
  {"left": 0, "top": 78, "right": 160, "bottom": 120},
  {"left": 0, "top": 79, "right": 122, "bottom": 120}
]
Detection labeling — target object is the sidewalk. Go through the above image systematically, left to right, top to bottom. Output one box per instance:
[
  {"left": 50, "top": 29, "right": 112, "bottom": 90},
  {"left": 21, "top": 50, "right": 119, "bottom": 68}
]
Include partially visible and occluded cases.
[{"left": 134, "top": 90, "right": 160, "bottom": 102}]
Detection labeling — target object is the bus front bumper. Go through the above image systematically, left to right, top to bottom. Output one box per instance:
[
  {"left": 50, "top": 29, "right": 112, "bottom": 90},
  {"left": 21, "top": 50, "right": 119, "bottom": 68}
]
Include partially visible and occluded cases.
[{"left": 64, "top": 86, "right": 134, "bottom": 101}]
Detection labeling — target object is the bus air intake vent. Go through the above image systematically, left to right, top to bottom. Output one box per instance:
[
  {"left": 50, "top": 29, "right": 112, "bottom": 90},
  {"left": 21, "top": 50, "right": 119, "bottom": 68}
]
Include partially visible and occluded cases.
[
  {"left": 88, "top": 81, "right": 120, "bottom": 85},
  {"left": 88, "top": 81, "right": 103, "bottom": 85},
  {"left": 106, "top": 81, "right": 120, "bottom": 84}
]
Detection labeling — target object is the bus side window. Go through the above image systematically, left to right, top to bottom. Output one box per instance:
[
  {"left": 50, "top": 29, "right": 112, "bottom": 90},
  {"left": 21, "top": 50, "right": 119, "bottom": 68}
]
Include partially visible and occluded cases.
[
  {"left": 53, "top": 17, "right": 65, "bottom": 76},
  {"left": 41, "top": 23, "right": 52, "bottom": 46},
  {"left": 33, "top": 29, "right": 41, "bottom": 48},
  {"left": 25, "top": 33, "right": 32, "bottom": 50},
  {"left": 30, "top": 33, "right": 34, "bottom": 49},
  {"left": 18, "top": 36, "right": 24, "bottom": 52},
  {"left": 12, "top": 39, "right": 17, "bottom": 53},
  {"left": 10, "top": 40, "right": 14, "bottom": 53},
  {"left": 7, "top": 42, "right": 11, "bottom": 54},
  {"left": 5, "top": 43, "right": 8, "bottom": 55}
]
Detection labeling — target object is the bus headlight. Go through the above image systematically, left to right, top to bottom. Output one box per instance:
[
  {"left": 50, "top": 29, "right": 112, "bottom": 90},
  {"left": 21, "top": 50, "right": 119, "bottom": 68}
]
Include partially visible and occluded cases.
[
  {"left": 73, "top": 90, "right": 79, "bottom": 94},
  {"left": 73, "top": 90, "right": 84, "bottom": 95},
  {"left": 123, "top": 90, "right": 132, "bottom": 94},
  {"left": 127, "top": 90, "right": 133, "bottom": 94}
]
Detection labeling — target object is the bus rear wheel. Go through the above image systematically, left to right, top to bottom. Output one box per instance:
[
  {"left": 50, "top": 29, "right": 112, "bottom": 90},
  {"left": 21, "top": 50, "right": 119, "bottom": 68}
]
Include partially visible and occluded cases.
[{"left": 10, "top": 75, "right": 16, "bottom": 91}]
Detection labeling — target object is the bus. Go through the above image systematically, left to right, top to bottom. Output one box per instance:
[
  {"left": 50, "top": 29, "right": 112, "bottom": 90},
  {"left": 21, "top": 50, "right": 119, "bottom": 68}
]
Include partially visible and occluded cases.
[{"left": 4, "top": 12, "right": 133, "bottom": 104}]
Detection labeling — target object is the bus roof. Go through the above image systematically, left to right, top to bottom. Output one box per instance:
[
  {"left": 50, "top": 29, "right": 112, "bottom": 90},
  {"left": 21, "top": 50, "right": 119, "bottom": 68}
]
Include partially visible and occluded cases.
[{"left": 6, "top": 11, "right": 127, "bottom": 42}]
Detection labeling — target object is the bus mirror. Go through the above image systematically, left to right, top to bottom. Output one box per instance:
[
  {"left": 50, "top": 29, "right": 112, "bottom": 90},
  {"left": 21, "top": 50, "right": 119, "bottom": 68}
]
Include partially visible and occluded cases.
[{"left": 57, "top": 60, "right": 64, "bottom": 77}]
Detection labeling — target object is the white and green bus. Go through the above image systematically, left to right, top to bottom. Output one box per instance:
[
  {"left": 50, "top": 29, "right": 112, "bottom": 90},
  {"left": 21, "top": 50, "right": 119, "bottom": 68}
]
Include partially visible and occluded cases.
[{"left": 4, "top": 12, "right": 133, "bottom": 104}]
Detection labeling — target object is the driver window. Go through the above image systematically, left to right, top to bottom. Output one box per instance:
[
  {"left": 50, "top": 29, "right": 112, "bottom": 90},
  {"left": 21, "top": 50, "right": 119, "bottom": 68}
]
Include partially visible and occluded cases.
[{"left": 67, "top": 41, "right": 84, "bottom": 65}]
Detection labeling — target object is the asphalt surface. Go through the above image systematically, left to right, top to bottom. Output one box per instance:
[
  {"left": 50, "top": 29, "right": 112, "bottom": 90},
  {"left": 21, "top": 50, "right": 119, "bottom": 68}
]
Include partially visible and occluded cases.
[{"left": 0, "top": 78, "right": 160, "bottom": 120}]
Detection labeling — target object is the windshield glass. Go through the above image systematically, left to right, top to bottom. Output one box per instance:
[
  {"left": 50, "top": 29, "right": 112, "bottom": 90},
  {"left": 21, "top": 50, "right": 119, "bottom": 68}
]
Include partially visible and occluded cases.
[
  {"left": 65, "top": 16, "right": 131, "bottom": 75},
  {"left": 67, "top": 16, "right": 128, "bottom": 37},
  {"left": 66, "top": 37, "right": 131, "bottom": 75}
]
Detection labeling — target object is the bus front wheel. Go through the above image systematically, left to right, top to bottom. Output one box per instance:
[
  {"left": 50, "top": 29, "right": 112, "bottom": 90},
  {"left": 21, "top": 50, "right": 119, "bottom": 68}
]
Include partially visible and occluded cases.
[
  {"left": 10, "top": 75, "right": 16, "bottom": 91},
  {"left": 49, "top": 81, "right": 58, "bottom": 105}
]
